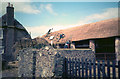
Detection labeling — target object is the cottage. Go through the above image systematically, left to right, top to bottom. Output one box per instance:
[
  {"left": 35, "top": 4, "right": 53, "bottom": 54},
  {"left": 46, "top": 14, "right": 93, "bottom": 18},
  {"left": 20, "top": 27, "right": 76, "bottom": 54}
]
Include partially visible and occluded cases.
[{"left": 0, "top": 3, "right": 31, "bottom": 61}]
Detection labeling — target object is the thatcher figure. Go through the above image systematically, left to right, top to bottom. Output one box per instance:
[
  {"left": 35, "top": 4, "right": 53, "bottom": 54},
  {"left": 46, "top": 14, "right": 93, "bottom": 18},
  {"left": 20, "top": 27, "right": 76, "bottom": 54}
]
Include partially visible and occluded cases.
[
  {"left": 46, "top": 28, "right": 53, "bottom": 37},
  {"left": 57, "top": 33, "right": 65, "bottom": 42}
]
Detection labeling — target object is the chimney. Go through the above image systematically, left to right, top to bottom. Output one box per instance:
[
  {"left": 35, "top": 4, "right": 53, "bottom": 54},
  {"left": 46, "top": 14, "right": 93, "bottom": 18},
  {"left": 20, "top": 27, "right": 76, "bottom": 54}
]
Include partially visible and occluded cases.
[{"left": 6, "top": 2, "right": 14, "bottom": 26}]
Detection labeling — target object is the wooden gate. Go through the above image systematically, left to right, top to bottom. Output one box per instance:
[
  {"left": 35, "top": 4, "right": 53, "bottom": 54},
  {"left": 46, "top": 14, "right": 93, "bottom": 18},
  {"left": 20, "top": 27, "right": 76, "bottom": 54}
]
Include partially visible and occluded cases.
[{"left": 63, "top": 58, "right": 120, "bottom": 78}]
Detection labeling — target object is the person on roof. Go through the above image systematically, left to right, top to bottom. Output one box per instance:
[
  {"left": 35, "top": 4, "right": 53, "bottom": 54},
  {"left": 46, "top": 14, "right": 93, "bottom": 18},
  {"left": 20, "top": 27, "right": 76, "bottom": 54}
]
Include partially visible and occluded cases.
[
  {"left": 45, "top": 28, "right": 53, "bottom": 37},
  {"left": 57, "top": 33, "right": 65, "bottom": 42},
  {"left": 64, "top": 40, "right": 71, "bottom": 48},
  {"left": 68, "top": 40, "right": 71, "bottom": 48}
]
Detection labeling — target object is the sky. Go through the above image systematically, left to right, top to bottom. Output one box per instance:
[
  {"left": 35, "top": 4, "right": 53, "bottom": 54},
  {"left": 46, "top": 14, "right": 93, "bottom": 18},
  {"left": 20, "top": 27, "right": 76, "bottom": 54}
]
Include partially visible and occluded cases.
[{"left": 0, "top": 0, "right": 119, "bottom": 38}]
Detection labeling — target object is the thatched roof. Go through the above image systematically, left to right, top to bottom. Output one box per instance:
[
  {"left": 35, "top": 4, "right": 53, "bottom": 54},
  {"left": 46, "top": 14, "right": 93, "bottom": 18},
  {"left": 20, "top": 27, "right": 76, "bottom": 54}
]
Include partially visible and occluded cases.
[{"left": 42, "top": 18, "right": 120, "bottom": 44}]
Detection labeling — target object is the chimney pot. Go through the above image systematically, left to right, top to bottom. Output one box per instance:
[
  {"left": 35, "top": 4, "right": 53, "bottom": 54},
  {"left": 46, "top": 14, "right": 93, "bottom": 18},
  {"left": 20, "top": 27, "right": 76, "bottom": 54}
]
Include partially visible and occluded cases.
[
  {"left": 8, "top": 2, "right": 10, "bottom": 7},
  {"left": 11, "top": 4, "right": 13, "bottom": 7}
]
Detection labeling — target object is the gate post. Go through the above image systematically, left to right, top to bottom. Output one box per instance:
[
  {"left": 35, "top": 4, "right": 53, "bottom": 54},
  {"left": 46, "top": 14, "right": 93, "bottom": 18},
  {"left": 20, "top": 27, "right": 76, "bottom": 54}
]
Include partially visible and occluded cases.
[
  {"left": 115, "top": 37, "right": 120, "bottom": 62},
  {"left": 89, "top": 40, "right": 96, "bottom": 52},
  {"left": 32, "top": 51, "right": 36, "bottom": 79},
  {"left": 63, "top": 58, "right": 68, "bottom": 78},
  {"left": 118, "top": 61, "right": 120, "bottom": 79}
]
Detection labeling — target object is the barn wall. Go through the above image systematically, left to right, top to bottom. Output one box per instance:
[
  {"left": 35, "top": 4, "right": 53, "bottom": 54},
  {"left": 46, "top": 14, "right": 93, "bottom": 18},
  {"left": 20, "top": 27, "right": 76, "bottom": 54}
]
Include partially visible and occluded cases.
[
  {"left": 95, "top": 37, "right": 115, "bottom": 60},
  {"left": 73, "top": 40, "right": 89, "bottom": 48}
]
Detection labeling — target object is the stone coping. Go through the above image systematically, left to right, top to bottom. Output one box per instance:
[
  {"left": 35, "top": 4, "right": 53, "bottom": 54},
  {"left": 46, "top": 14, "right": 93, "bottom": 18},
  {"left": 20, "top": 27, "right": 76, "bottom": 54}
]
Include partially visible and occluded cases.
[{"left": 55, "top": 48, "right": 91, "bottom": 50}]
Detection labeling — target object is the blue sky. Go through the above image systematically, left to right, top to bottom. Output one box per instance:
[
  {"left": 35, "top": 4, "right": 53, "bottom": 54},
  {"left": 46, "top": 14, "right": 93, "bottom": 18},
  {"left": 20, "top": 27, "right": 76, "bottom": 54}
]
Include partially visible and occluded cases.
[
  {"left": 0, "top": 1, "right": 119, "bottom": 38},
  {"left": 15, "top": 2, "right": 118, "bottom": 26}
]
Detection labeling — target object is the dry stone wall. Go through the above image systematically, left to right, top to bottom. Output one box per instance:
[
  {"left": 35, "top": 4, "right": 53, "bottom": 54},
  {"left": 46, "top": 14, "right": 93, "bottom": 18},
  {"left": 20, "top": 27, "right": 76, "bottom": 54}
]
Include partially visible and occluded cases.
[
  {"left": 18, "top": 46, "right": 64, "bottom": 78},
  {"left": 18, "top": 46, "right": 95, "bottom": 78},
  {"left": 57, "top": 49, "right": 95, "bottom": 60}
]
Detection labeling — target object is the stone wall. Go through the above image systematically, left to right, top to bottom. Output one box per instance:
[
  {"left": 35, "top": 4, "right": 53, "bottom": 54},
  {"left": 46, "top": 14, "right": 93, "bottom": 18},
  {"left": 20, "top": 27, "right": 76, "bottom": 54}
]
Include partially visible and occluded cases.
[
  {"left": 4, "top": 27, "right": 15, "bottom": 61},
  {"left": 18, "top": 46, "right": 64, "bottom": 78},
  {"left": 18, "top": 46, "right": 95, "bottom": 78},
  {"left": 57, "top": 49, "right": 95, "bottom": 60}
]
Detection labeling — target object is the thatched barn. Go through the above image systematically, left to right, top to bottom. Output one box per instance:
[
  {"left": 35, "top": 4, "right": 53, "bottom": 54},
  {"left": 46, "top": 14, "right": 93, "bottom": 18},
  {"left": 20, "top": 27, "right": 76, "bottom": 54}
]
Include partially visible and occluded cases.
[
  {"left": 0, "top": 3, "right": 31, "bottom": 61},
  {"left": 42, "top": 18, "right": 120, "bottom": 61}
]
